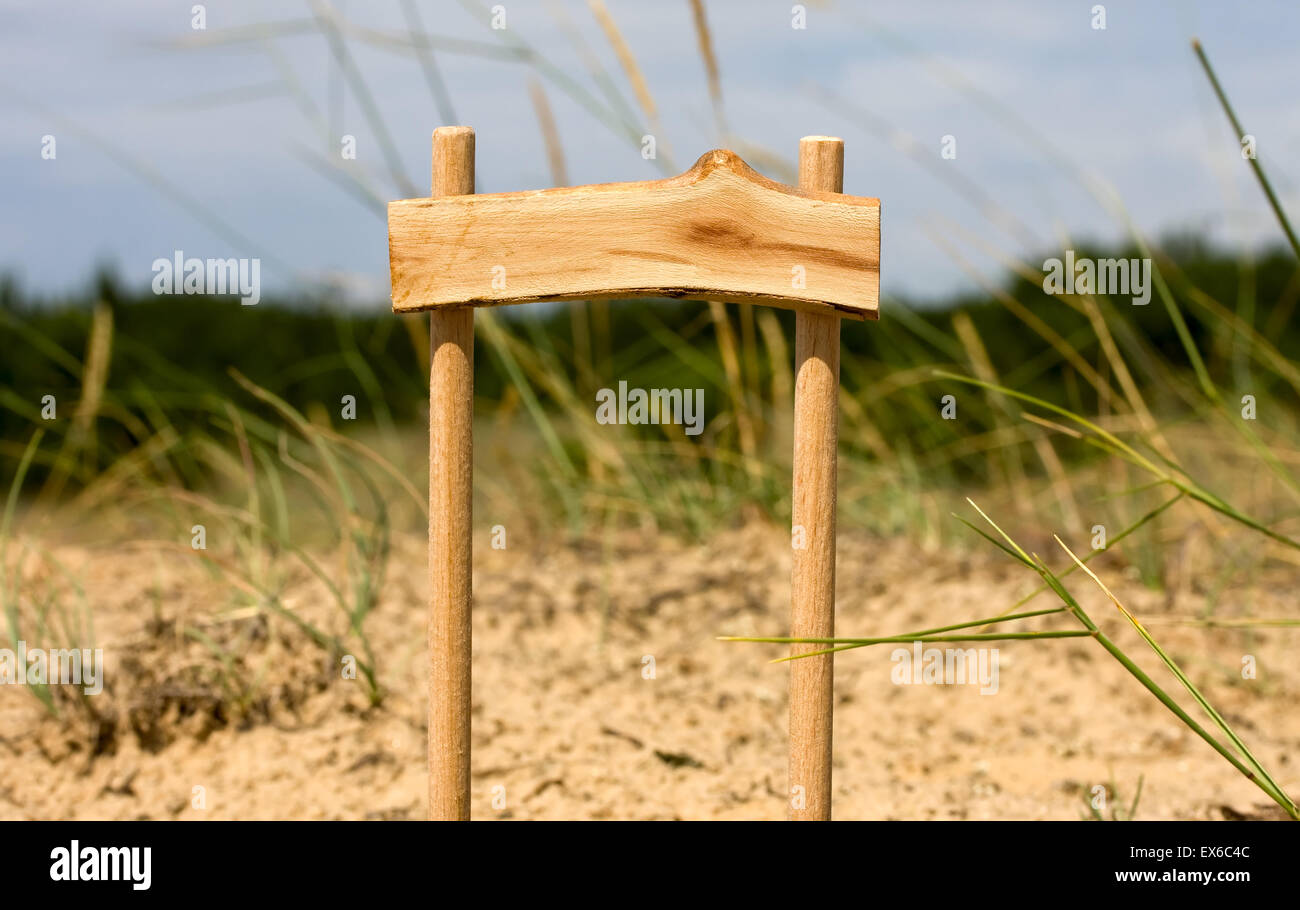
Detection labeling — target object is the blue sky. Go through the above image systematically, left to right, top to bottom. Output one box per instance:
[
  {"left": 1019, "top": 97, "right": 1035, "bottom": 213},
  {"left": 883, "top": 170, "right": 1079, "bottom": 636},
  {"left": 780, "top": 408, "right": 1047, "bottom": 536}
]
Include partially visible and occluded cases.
[{"left": 2, "top": 0, "right": 1297, "bottom": 306}]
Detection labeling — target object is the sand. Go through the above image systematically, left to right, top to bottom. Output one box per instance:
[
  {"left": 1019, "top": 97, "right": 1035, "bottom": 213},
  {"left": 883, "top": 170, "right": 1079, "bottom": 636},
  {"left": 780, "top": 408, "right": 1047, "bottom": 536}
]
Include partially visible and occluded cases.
[{"left": 1, "top": 524, "right": 1295, "bottom": 820}]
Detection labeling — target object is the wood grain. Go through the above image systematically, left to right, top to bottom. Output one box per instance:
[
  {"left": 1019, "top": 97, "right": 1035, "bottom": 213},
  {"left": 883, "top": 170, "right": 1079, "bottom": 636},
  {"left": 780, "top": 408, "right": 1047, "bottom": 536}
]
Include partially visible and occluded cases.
[
  {"left": 427, "top": 126, "right": 475, "bottom": 822},
  {"left": 788, "top": 135, "right": 843, "bottom": 821},
  {"left": 389, "top": 148, "right": 879, "bottom": 319}
]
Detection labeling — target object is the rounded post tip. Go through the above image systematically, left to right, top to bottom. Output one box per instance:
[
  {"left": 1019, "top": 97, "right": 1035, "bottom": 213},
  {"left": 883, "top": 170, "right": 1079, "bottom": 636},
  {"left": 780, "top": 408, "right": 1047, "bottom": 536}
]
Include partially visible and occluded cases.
[
  {"left": 432, "top": 127, "right": 475, "bottom": 197},
  {"left": 798, "top": 135, "right": 844, "bottom": 195}
]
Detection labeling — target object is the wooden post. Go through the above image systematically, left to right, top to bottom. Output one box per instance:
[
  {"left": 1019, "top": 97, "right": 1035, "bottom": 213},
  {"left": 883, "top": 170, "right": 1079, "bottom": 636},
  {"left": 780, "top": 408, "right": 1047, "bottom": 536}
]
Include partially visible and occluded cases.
[
  {"left": 428, "top": 126, "right": 475, "bottom": 821},
  {"left": 788, "top": 135, "right": 843, "bottom": 821}
]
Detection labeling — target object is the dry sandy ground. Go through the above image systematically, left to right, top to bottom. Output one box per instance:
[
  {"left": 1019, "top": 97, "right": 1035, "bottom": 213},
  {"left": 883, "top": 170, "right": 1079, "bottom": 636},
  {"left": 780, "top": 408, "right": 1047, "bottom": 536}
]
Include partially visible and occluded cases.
[{"left": 1, "top": 524, "right": 1296, "bottom": 820}]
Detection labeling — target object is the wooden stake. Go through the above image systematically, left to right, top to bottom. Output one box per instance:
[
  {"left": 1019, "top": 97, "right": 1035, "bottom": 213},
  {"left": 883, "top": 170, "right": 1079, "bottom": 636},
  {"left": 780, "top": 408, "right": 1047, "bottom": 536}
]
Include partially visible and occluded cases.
[
  {"left": 428, "top": 126, "right": 475, "bottom": 821},
  {"left": 788, "top": 135, "right": 843, "bottom": 821}
]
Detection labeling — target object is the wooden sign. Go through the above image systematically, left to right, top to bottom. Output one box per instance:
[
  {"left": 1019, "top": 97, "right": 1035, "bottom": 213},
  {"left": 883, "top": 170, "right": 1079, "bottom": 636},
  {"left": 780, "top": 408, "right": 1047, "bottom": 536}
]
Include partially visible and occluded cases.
[
  {"left": 388, "top": 127, "right": 881, "bottom": 821},
  {"left": 389, "top": 147, "right": 879, "bottom": 318}
]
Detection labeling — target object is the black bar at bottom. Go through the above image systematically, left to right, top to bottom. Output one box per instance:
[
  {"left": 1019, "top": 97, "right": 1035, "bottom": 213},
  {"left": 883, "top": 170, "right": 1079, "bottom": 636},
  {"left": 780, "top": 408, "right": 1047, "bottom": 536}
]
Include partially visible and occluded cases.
[{"left": 6, "top": 820, "right": 1287, "bottom": 897}]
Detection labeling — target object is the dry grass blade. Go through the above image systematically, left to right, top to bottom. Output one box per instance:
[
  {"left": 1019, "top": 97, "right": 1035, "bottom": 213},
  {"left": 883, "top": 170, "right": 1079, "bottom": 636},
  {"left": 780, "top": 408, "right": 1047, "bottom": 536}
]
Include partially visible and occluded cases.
[
  {"left": 587, "top": 0, "right": 658, "bottom": 127},
  {"left": 688, "top": 0, "right": 727, "bottom": 135},
  {"left": 528, "top": 78, "right": 569, "bottom": 186}
]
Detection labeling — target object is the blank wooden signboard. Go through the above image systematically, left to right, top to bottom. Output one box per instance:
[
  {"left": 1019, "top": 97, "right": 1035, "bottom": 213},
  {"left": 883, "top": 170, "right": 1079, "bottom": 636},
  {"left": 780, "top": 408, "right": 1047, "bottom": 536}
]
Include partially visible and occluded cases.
[{"left": 388, "top": 127, "right": 880, "bottom": 821}]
